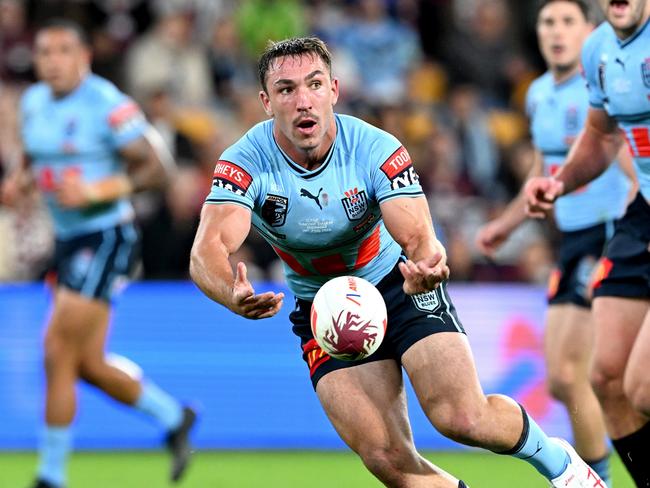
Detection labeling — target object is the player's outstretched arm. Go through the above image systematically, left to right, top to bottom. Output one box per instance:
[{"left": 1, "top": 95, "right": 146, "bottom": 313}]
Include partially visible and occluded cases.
[
  {"left": 476, "top": 150, "right": 544, "bottom": 257},
  {"left": 381, "top": 195, "right": 449, "bottom": 295},
  {"left": 190, "top": 203, "right": 284, "bottom": 320}
]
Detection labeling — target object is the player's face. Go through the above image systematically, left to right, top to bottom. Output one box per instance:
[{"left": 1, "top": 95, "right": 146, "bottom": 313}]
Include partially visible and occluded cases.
[
  {"left": 598, "top": 0, "right": 649, "bottom": 36},
  {"left": 537, "top": 1, "right": 591, "bottom": 73},
  {"left": 34, "top": 28, "right": 90, "bottom": 95},
  {"left": 259, "top": 53, "right": 339, "bottom": 164}
]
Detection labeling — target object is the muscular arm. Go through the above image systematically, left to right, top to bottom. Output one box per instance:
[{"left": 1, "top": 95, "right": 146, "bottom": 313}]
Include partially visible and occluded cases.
[
  {"left": 554, "top": 108, "right": 623, "bottom": 194},
  {"left": 381, "top": 196, "right": 449, "bottom": 294},
  {"left": 190, "top": 203, "right": 284, "bottom": 319}
]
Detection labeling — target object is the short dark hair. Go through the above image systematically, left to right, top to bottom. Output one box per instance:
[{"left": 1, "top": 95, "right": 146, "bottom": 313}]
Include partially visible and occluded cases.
[
  {"left": 537, "top": 0, "right": 591, "bottom": 21},
  {"left": 36, "top": 18, "right": 89, "bottom": 46},
  {"left": 258, "top": 37, "right": 333, "bottom": 92}
]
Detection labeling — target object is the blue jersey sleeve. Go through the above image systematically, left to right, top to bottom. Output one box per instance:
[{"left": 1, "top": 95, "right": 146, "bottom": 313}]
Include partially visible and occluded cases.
[
  {"left": 581, "top": 29, "right": 606, "bottom": 109},
  {"left": 370, "top": 131, "right": 423, "bottom": 203},
  {"left": 205, "top": 144, "right": 259, "bottom": 210}
]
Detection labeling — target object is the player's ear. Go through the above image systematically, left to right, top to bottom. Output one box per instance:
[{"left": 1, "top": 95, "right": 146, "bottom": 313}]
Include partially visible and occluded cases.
[
  {"left": 331, "top": 77, "right": 339, "bottom": 106},
  {"left": 259, "top": 90, "right": 273, "bottom": 117}
]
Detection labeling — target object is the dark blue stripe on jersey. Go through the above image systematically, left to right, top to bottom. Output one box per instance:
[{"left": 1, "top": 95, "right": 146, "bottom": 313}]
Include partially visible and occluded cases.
[
  {"left": 618, "top": 17, "right": 650, "bottom": 47},
  {"left": 589, "top": 102, "right": 605, "bottom": 109},
  {"left": 608, "top": 111, "right": 650, "bottom": 123},
  {"left": 541, "top": 150, "right": 568, "bottom": 157},
  {"left": 376, "top": 190, "right": 424, "bottom": 203},
  {"left": 205, "top": 197, "right": 253, "bottom": 209}
]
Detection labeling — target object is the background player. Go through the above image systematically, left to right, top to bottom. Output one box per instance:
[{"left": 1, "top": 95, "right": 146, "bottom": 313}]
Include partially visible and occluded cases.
[
  {"left": 525, "top": 0, "right": 650, "bottom": 485},
  {"left": 476, "top": 1, "right": 635, "bottom": 483},
  {"left": 0, "top": 19, "right": 196, "bottom": 488},
  {"left": 191, "top": 36, "right": 606, "bottom": 488}
]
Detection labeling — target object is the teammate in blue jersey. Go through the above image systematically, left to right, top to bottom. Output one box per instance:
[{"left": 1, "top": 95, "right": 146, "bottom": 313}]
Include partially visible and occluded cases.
[
  {"left": 526, "top": 0, "right": 650, "bottom": 485},
  {"left": 477, "top": 2, "right": 635, "bottom": 484},
  {"left": 0, "top": 20, "right": 196, "bottom": 488},
  {"left": 191, "top": 37, "right": 606, "bottom": 487}
]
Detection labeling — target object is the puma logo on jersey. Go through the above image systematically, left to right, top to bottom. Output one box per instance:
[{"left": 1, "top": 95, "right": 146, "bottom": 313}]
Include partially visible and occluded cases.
[{"left": 300, "top": 188, "right": 323, "bottom": 210}]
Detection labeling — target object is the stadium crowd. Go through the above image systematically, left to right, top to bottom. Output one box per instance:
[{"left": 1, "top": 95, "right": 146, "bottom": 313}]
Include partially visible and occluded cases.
[{"left": 0, "top": 0, "right": 580, "bottom": 284}]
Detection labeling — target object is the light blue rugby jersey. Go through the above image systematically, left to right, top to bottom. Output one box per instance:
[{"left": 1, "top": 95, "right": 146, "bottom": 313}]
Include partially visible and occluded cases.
[
  {"left": 582, "top": 18, "right": 650, "bottom": 200},
  {"left": 526, "top": 71, "right": 629, "bottom": 231},
  {"left": 21, "top": 74, "right": 148, "bottom": 239},
  {"left": 205, "top": 113, "right": 424, "bottom": 300}
]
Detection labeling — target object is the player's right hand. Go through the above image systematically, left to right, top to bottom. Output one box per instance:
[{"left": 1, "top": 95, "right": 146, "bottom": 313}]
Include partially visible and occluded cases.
[
  {"left": 524, "top": 176, "right": 564, "bottom": 218},
  {"left": 475, "top": 220, "right": 509, "bottom": 258},
  {"left": 231, "top": 262, "right": 284, "bottom": 320}
]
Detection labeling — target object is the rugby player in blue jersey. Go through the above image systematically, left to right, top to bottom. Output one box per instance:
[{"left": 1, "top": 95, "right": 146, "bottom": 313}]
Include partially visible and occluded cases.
[
  {"left": 526, "top": 1, "right": 650, "bottom": 485},
  {"left": 477, "top": 2, "right": 636, "bottom": 484},
  {"left": 0, "top": 19, "right": 196, "bottom": 488},
  {"left": 191, "top": 36, "right": 606, "bottom": 487}
]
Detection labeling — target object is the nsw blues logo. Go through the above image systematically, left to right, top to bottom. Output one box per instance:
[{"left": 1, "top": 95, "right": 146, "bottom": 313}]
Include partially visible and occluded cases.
[
  {"left": 642, "top": 58, "right": 650, "bottom": 88},
  {"left": 341, "top": 187, "right": 368, "bottom": 221}
]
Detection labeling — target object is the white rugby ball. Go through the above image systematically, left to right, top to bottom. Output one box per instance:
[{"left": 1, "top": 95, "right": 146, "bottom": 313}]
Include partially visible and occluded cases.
[{"left": 310, "top": 276, "right": 387, "bottom": 361}]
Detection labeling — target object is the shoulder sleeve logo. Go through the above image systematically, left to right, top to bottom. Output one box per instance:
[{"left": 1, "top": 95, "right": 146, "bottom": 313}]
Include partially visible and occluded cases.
[
  {"left": 108, "top": 100, "right": 144, "bottom": 133},
  {"left": 379, "top": 146, "right": 419, "bottom": 190},
  {"left": 213, "top": 160, "right": 253, "bottom": 196}
]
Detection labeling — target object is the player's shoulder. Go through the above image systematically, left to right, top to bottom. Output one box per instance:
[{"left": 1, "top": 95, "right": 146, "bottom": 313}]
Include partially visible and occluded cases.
[
  {"left": 582, "top": 22, "right": 615, "bottom": 66},
  {"left": 528, "top": 71, "right": 553, "bottom": 97},
  {"left": 82, "top": 74, "right": 130, "bottom": 105},
  {"left": 20, "top": 81, "right": 50, "bottom": 108},
  {"left": 336, "top": 113, "right": 400, "bottom": 151},
  {"left": 221, "top": 119, "right": 274, "bottom": 171}
]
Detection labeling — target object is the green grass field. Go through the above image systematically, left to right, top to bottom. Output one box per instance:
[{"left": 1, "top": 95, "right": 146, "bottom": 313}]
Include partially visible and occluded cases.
[{"left": 0, "top": 450, "right": 634, "bottom": 487}]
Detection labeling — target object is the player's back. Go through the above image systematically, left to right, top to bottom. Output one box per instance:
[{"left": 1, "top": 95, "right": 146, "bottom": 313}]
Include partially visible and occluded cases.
[
  {"left": 582, "top": 20, "right": 650, "bottom": 200},
  {"left": 527, "top": 71, "right": 630, "bottom": 231},
  {"left": 21, "top": 74, "right": 147, "bottom": 239}
]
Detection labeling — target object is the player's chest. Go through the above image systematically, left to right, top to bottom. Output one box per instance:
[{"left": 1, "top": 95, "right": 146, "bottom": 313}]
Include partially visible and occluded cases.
[
  {"left": 598, "top": 45, "right": 650, "bottom": 115},
  {"left": 530, "top": 90, "right": 585, "bottom": 149},
  {"left": 22, "top": 103, "right": 105, "bottom": 158},
  {"left": 254, "top": 166, "right": 378, "bottom": 247}
]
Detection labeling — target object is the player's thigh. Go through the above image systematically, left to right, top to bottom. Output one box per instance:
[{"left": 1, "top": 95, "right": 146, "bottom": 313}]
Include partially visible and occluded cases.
[
  {"left": 46, "top": 287, "right": 110, "bottom": 362},
  {"left": 591, "top": 296, "right": 646, "bottom": 381},
  {"left": 545, "top": 304, "right": 594, "bottom": 375},
  {"left": 401, "top": 332, "right": 484, "bottom": 423},
  {"left": 316, "top": 359, "right": 415, "bottom": 454}
]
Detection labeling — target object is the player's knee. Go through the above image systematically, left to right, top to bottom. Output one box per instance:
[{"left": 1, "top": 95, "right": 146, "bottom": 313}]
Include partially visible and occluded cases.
[
  {"left": 43, "top": 330, "right": 71, "bottom": 371},
  {"left": 79, "top": 359, "right": 105, "bottom": 386},
  {"left": 589, "top": 360, "right": 624, "bottom": 401},
  {"left": 547, "top": 367, "right": 579, "bottom": 403},
  {"left": 623, "top": 374, "right": 650, "bottom": 414},
  {"left": 432, "top": 408, "right": 482, "bottom": 445},
  {"left": 358, "top": 445, "right": 419, "bottom": 484}
]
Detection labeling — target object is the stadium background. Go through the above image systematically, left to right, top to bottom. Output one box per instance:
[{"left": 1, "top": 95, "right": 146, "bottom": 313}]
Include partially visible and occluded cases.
[{"left": 0, "top": 0, "right": 633, "bottom": 486}]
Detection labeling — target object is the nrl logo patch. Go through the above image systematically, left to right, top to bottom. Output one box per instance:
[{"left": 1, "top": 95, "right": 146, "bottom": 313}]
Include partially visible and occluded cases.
[
  {"left": 642, "top": 58, "right": 650, "bottom": 88},
  {"left": 341, "top": 188, "right": 368, "bottom": 221},
  {"left": 261, "top": 194, "right": 288, "bottom": 227},
  {"left": 411, "top": 289, "right": 441, "bottom": 314}
]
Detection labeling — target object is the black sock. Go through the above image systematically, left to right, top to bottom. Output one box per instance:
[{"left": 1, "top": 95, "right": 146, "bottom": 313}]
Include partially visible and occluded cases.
[
  {"left": 612, "top": 421, "right": 650, "bottom": 487},
  {"left": 458, "top": 481, "right": 468, "bottom": 488}
]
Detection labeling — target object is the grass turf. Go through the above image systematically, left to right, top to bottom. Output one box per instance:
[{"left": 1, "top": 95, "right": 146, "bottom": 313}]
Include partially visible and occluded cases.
[{"left": 1, "top": 450, "right": 634, "bottom": 487}]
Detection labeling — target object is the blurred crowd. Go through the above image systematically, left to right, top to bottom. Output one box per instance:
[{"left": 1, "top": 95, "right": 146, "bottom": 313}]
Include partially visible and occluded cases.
[{"left": 0, "top": 0, "right": 572, "bottom": 284}]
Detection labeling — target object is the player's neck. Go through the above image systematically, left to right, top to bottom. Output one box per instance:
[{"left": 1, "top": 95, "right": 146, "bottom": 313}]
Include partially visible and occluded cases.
[
  {"left": 612, "top": 7, "right": 650, "bottom": 39},
  {"left": 550, "top": 64, "right": 580, "bottom": 85},
  {"left": 50, "top": 71, "right": 89, "bottom": 99}
]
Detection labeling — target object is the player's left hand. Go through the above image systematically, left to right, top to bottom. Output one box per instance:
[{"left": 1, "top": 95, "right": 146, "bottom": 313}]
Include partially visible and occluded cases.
[
  {"left": 56, "top": 170, "right": 93, "bottom": 208},
  {"left": 399, "top": 253, "right": 450, "bottom": 295}
]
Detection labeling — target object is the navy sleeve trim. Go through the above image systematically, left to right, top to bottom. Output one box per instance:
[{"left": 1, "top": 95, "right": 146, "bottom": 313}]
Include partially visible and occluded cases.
[
  {"left": 377, "top": 190, "right": 424, "bottom": 203},
  {"left": 205, "top": 198, "right": 253, "bottom": 210}
]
